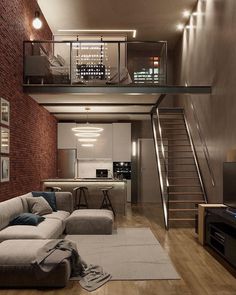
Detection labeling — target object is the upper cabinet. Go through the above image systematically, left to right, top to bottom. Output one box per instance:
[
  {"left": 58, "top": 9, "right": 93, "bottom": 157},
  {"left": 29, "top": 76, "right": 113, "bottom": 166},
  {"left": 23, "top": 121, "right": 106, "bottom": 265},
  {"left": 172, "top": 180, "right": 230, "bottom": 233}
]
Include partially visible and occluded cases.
[
  {"left": 57, "top": 123, "right": 77, "bottom": 149},
  {"left": 57, "top": 123, "right": 131, "bottom": 161},
  {"left": 112, "top": 123, "right": 131, "bottom": 162},
  {"left": 77, "top": 124, "right": 113, "bottom": 160}
]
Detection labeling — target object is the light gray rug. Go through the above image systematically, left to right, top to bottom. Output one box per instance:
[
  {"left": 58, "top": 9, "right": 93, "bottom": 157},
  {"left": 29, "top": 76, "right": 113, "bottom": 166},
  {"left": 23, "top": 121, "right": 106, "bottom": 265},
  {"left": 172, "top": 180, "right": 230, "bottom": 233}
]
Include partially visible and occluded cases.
[{"left": 65, "top": 228, "right": 180, "bottom": 280}]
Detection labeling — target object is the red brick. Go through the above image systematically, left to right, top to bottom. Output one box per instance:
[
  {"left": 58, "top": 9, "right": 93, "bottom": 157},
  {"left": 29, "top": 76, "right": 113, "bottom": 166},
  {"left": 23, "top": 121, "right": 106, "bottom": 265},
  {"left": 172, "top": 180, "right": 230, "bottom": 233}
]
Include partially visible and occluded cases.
[{"left": 0, "top": 0, "right": 57, "bottom": 201}]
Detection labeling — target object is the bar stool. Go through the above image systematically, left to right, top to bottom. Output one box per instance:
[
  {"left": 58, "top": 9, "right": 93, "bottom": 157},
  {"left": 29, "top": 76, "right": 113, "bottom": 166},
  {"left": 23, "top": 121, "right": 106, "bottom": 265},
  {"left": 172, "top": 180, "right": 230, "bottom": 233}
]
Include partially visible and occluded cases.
[
  {"left": 45, "top": 186, "right": 62, "bottom": 192},
  {"left": 73, "top": 186, "right": 89, "bottom": 209},
  {"left": 100, "top": 186, "right": 115, "bottom": 216}
]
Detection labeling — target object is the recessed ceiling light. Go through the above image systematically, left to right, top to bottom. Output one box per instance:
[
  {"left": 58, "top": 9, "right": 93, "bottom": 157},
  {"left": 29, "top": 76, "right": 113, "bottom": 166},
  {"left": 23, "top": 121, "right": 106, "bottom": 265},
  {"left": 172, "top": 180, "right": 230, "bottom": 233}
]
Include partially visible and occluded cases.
[
  {"left": 183, "top": 10, "right": 191, "bottom": 18},
  {"left": 177, "top": 24, "right": 184, "bottom": 31},
  {"left": 57, "top": 29, "right": 137, "bottom": 38}
]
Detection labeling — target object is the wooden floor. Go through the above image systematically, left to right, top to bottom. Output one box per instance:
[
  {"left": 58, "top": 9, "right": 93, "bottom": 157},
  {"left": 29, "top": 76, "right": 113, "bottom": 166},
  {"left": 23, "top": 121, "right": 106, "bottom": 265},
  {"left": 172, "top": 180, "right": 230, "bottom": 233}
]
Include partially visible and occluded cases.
[{"left": 1, "top": 204, "right": 236, "bottom": 295}]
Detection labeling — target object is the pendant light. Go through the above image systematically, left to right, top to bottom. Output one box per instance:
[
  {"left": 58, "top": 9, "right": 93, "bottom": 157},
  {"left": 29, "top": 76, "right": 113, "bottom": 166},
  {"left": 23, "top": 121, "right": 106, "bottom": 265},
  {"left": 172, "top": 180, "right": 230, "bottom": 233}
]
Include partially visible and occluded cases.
[
  {"left": 32, "top": 11, "right": 43, "bottom": 30},
  {"left": 72, "top": 108, "right": 103, "bottom": 147}
]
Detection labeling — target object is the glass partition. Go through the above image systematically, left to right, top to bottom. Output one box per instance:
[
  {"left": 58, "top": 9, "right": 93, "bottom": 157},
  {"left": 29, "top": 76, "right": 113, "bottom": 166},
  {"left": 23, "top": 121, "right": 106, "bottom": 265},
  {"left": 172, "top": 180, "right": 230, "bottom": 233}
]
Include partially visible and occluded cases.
[{"left": 23, "top": 40, "right": 167, "bottom": 86}]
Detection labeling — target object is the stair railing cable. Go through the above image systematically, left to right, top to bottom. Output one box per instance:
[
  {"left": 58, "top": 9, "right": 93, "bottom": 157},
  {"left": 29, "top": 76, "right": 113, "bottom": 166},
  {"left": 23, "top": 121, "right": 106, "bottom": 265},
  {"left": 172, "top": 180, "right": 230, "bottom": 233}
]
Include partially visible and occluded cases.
[
  {"left": 151, "top": 110, "right": 169, "bottom": 230},
  {"left": 183, "top": 111, "right": 208, "bottom": 203}
]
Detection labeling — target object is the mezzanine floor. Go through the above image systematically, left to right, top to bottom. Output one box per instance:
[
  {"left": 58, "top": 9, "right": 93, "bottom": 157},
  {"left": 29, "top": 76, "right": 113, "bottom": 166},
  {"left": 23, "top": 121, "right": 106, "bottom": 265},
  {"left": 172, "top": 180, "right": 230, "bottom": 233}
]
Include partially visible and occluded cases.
[{"left": 1, "top": 203, "right": 236, "bottom": 295}]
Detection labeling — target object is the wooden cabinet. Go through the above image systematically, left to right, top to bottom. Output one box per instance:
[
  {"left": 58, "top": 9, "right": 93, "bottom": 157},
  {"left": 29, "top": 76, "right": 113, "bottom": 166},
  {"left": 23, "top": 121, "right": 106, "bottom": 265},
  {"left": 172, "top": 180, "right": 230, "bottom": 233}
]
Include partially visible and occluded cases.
[
  {"left": 57, "top": 123, "right": 77, "bottom": 149},
  {"left": 112, "top": 123, "right": 131, "bottom": 162}
]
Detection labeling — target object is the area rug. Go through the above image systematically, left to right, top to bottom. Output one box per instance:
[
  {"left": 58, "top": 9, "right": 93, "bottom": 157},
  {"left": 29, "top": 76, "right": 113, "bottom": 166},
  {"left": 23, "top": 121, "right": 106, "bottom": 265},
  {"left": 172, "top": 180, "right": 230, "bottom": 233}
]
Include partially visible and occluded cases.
[{"left": 65, "top": 227, "right": 180, "bottom": 280}]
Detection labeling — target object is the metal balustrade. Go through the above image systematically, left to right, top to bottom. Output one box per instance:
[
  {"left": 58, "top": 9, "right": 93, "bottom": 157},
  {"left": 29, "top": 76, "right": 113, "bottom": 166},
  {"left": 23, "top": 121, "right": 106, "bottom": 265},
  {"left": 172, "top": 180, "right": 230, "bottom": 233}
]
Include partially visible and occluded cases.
[{"left": 23, "top": 40, "right": 167, "bottom": 86}]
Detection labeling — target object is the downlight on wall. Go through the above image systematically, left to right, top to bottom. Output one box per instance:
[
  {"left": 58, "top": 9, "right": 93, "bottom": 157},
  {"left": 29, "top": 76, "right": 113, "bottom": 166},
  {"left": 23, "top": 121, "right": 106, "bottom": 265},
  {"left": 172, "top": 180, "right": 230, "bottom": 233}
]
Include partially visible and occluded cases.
[
  {"left": 32, "top": 11, "right": 43, "bottom": 29},
  {"left": 132, "top": 141, "right": 137, "bottom": 157}
]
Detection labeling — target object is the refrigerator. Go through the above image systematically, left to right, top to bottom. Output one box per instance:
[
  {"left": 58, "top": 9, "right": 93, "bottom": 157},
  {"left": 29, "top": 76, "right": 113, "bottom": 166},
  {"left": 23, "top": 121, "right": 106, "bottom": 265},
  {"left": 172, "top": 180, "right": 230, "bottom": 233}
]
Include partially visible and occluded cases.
[{"left": 57, "top": 149, "right": 77, "bottom": 179}]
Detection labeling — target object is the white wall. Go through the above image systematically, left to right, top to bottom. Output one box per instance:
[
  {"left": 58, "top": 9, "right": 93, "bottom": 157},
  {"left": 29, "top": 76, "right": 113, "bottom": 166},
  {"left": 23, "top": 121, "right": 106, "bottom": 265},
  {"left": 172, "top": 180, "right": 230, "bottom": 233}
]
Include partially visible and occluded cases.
[{"left": 78, "top": 160, "right": 113, "bottom": 178}]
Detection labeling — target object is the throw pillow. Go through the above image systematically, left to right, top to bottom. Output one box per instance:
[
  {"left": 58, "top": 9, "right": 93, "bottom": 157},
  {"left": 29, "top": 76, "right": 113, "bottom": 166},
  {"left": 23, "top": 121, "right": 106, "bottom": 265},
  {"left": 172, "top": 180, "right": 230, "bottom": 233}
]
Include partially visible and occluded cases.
[
  {"left": 57, "top": 54, "right": 65, "bottom": 66},
  {"left": 48, "top": 55, "right": 61, "bottom": 67},
  {"left": 32, "top": 191, "right": 57, "bottom": 211},
  {"left": 27, "top": 196, "right": 53, "bottom": 216},
  {"left": 9, "top": 213, "right": 45, "bottom": 226}
]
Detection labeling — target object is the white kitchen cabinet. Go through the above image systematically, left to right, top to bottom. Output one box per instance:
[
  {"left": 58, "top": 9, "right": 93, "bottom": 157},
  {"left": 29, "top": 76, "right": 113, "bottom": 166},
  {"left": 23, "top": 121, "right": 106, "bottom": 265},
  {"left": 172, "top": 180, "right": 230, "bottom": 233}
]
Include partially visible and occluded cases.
[
  {"left": 57, "top": 123, "right": 77, "bottom": 149},
  {"left": 112, "top": 123, "right": 131, "bottom": 162},
  {"left": 77, "top": 124, "right": 113, "bottom": 159}
]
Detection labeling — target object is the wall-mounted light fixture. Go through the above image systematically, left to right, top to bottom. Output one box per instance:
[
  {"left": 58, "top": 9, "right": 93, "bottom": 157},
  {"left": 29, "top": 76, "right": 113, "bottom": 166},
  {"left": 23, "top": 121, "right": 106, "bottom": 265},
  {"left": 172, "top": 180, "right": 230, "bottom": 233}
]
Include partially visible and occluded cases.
[
  {"left": 32, "top": 11, "right": 42, "bottom": 30},
  {"left": 132, "top": 141, "right": 137, "bottom": 157}
]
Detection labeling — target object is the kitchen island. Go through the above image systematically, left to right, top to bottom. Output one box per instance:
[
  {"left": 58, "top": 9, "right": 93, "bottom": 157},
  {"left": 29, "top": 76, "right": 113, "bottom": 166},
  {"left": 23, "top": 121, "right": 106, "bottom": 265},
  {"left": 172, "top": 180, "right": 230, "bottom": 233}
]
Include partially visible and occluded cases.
[{"left": 42, "top": 178, "right": 127, "bottom": 215}]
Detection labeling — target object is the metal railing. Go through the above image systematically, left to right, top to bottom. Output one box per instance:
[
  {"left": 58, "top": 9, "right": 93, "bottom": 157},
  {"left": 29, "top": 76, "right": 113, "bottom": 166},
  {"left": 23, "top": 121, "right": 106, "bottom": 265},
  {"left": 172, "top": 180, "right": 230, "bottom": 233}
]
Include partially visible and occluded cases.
[
  {"left": 23, "top": 40, "right": 167, "bottom": 86},
  {"left": 151, "top": 111, "right": 169, "bottom": 230},
  {"left": 183, "top": 112, "right": 208, "bottom": 203}
]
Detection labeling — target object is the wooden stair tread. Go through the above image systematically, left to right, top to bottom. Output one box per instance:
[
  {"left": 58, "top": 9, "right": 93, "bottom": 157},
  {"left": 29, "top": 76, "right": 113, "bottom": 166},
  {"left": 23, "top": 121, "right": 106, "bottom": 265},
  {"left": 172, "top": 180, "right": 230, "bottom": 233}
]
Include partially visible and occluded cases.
[
  {"left": 162, "top": 128, "right": 186, "bottom": 130},
  {"left": 166, "top": 156, "right": 194, "bottom": 159},
  {"left": 169, "top": 177, "right": 199, "bottom": 179},
  {"left": 169, "top": 185, "right": 201, "bottom": 187},
  {"left": 169, "top": 192, "right": 203, "bottom": 195},
  {"left": 169, "top": 200, "right": 204, "bottom": 203},
  {"left": 169, "top": 208, "right": 198, "bottom": 211},
  {"left": 169, "top": 218, "right": 195, "bottom": 221}
]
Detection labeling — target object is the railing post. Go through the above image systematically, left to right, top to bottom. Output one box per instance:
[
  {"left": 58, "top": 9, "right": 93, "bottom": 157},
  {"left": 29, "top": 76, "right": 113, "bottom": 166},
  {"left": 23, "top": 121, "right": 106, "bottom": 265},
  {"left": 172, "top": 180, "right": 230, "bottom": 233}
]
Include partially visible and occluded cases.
[
  {"left": 70, "top": 41, "right": 72, "bottom": 85},
  {"left": 118, "top": 42, "right": 121, "bottom": 86}
]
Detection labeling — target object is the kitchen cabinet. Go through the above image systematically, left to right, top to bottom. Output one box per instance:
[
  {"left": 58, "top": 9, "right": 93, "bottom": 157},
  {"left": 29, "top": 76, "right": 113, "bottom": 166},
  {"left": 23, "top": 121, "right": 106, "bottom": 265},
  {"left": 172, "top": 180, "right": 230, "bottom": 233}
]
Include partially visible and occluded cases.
[
  {"left": 57, "top": 123, "right": 77, "bottom": 149},
  {"left": 112, "top": 123, "right": 131, "bottom": 162},
  {"left": 77, "top": 124, "right": 113, "bottom": 159}
]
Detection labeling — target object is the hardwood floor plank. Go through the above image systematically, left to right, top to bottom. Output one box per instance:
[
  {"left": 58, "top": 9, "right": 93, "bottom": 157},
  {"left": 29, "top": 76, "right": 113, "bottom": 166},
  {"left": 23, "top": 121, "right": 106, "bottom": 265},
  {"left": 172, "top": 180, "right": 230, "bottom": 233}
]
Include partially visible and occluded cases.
[{"left": 0, "top": 203, "right": 235, "bottom": 295}]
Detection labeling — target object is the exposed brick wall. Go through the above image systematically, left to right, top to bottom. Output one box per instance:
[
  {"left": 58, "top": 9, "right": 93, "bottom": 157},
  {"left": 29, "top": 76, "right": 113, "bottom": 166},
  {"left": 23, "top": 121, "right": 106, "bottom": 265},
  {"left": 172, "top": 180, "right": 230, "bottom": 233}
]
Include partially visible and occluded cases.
[{"left": 0, "top": 0, "right": 57, "bottom": 201}]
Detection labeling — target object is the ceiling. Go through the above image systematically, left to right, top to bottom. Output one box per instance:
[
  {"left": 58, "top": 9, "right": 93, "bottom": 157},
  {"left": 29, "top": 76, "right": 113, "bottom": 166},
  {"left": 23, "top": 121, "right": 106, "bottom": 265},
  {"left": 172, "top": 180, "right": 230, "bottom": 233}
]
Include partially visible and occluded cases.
[
  {"left": 35, "top": 0, "right": 198, "bottom": 122},
  {"left": 38, "top": 0, "right": 197, "bottom": 49},
  {"left": 31, "top": 93, "right": 159, "bottom": 122}
]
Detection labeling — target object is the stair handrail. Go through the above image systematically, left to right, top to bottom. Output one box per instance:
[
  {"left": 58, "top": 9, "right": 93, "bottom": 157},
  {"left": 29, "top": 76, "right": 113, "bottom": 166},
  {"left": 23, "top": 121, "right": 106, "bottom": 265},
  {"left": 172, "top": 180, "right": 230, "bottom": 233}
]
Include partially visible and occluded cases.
[
  {"left": 189, "top": 100, "right": 215, "bottom": 187},
  {"left": 151, "top": 111, "right": 169, "bottom": 230},
  {"left": 183, "top": 111, "right": 208, "bottom": 203}
]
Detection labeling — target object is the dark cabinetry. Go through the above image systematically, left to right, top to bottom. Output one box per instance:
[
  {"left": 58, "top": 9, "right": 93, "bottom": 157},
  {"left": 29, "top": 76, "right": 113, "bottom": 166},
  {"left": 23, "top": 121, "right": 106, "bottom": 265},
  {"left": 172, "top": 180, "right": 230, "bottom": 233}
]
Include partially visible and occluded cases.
[{"left": 205, "top": 208, "right": 236, "bottom": 268}]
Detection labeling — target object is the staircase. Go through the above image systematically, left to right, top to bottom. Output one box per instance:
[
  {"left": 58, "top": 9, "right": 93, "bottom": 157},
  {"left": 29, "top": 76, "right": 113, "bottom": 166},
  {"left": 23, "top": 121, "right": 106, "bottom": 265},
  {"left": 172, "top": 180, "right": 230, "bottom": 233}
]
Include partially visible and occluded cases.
[{"left": 152, "top": 108, "right": 207, "bottom": 228}]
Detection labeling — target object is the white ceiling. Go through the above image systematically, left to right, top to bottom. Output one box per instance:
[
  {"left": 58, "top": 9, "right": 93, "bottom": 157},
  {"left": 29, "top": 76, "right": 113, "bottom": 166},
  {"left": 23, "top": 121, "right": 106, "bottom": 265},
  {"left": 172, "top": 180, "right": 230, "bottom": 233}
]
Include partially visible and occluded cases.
[
  {"left": 38, "top": 0, "right": 197, "bottom": 49},
  {"left": 32, "top": 93, "right": 159, "bottom": 122}
]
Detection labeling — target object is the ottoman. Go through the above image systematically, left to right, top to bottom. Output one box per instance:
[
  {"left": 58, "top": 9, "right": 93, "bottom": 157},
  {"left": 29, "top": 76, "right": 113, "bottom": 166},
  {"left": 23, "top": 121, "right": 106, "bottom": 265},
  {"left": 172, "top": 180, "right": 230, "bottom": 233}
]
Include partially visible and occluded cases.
[
  {"left": 65, "top": 209, "right": 114, "bottom": 235},
  {"left": 0, "top": 239, "right": 70, "bottom": 288}
]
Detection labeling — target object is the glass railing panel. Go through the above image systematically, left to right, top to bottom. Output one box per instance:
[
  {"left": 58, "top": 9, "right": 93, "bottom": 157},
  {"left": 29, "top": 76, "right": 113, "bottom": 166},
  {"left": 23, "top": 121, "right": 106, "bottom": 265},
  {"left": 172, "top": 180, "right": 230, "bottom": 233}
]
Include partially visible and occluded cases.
[{"left": 23, "top": 41, "right": 167, "bottom": 86}]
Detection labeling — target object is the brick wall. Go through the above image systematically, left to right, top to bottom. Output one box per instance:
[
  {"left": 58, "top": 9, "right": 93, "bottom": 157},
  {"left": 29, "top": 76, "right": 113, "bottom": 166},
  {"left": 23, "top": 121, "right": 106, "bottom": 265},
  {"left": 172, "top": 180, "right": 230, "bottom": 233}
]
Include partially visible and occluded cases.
[{"left": 0, "top": 0, "right": 57, "bottom": 201}]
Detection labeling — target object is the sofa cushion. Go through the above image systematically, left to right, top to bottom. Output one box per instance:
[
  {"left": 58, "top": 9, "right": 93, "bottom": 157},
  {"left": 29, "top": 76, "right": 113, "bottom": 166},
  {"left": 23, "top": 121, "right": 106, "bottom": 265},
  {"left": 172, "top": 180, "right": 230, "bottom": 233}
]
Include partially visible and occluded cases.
[
  {"left": 19, "top": 192, "right": 33, "bottom": 212},
  {"left": 32, "top": 192, "right": 57, "bottom": 211},
  {"left": 55, "top": 192, "right": 74, "bottom": 213},
  {"left": 0, "top": 197, "right": 24, "bottom": 231},
  {"left": 27, "top": 197, "right": 53, "bottom": 216},
  {"left": 65, "top": 209, "right": 114, "bottom": 235},
  {"left": 43, "top": 210, "right": 70, "bottom": 222},
  {"left": 9, "top": 213, "right": 45, "bottom": 226},
  {"left": 0, "top": 218, "right": 63, "bottom": 242},
  {"left": 0, "top": 239, "right": 70, "bottom": 288}
]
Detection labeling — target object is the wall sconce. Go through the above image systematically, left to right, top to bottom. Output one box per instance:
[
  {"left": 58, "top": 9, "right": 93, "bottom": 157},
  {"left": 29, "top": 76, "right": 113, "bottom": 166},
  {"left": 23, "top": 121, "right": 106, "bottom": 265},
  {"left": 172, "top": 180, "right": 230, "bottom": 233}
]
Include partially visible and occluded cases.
[
  {"left": 32, "top": 11, "right": 42, "bottom": 29},
  {"left": 132, "top": 141, "right": 137, "bottom": 157}
]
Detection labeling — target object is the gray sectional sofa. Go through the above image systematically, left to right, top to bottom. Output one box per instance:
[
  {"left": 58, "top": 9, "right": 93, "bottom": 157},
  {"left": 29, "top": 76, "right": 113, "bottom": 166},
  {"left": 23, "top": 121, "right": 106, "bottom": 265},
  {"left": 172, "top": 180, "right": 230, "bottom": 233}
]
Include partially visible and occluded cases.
[{"left": 0, "top": 192, "right": 73, "bottom": 242}]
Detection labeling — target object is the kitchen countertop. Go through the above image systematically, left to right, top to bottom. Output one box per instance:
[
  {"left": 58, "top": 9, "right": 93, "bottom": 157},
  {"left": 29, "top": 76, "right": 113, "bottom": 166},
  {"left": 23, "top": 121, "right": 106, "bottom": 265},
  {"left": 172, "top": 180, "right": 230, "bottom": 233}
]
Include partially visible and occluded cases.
[{"left": 42, "top": 178, "right": 127, "bottom": 182}]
